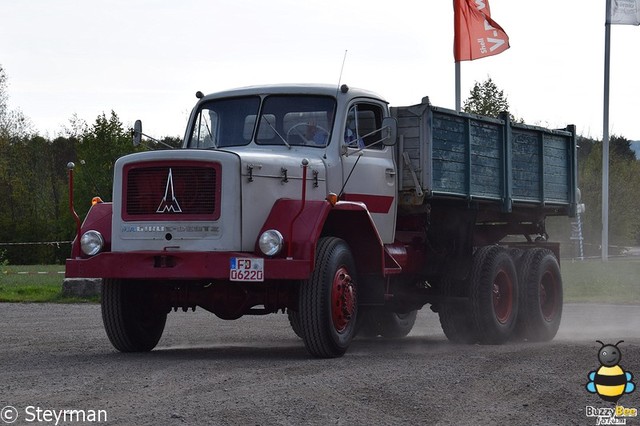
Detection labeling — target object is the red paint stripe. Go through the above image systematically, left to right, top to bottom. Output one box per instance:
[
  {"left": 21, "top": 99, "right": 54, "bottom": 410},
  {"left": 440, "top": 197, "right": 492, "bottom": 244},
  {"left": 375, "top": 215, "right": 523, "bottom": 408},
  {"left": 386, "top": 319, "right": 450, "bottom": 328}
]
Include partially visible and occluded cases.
[{"left": 341, "top": 194, "right": 394, "bottom": 214}]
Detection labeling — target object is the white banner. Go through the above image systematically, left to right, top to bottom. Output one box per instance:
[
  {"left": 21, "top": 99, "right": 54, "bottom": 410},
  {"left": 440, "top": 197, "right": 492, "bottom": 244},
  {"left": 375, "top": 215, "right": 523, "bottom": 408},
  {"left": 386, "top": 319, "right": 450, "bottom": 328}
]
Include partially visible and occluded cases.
[{"left": 609, "top": 0, "right": 640, "bottom": 25}]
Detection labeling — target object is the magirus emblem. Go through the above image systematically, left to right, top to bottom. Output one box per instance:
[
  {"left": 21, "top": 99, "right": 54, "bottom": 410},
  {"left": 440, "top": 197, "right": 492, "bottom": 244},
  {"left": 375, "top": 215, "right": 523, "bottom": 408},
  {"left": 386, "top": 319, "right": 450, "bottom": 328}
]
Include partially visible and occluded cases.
[{"left": 156, "top": 168, "right": 182, "bottom": 213}]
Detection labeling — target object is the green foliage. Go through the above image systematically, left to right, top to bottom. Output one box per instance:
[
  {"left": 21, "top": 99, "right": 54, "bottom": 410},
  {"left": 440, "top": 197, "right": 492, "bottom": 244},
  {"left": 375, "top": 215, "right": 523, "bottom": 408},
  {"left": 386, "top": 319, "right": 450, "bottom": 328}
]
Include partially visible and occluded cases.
[
  {"left": 0, "top": 65, "right": 33, "bottom": 139},
  {"left": 0, "top": 65, "right": 148, "bottom": 263},
  {"left": 0, "top": 66, "right": 6, "bottom": 118},
  {"left": 463, "top": 77, "right": 513, "bottom": 120},
  {"left": 0, "top": 104, "right": 158, "bottom": 263},
  {"left": 0, "top": 111, "right": 143, "bottom": 263},
  {"left": 73, "top": 111, "right": 141, "bottom": 219},
  {"left": 569, "top": 134, "right": 640, "bottom": 253},
  {"left": 610, "top": 134, "right": 636, "bottom": 161},
  {"left": 161, "top": 136, "right": 182, "bottom": 149},
  {"left": 605, "top": 144, "right": 640, "bottom": 245},
  {"left": 0, "top": 249, "right": 8, "bottom": 274},
  {"left": 563, "top": 258, "right": 640, "bottom": 303},
  {"left": 0, "top": 264, "right": 98, "bottom": 302}
]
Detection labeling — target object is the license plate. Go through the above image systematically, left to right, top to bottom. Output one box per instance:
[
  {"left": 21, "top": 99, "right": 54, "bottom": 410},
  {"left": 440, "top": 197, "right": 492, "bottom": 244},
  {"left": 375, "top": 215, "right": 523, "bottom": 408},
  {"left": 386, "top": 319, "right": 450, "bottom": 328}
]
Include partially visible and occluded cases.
[{"left": 229, "top": 257, "right": 264, "bottom": 282}]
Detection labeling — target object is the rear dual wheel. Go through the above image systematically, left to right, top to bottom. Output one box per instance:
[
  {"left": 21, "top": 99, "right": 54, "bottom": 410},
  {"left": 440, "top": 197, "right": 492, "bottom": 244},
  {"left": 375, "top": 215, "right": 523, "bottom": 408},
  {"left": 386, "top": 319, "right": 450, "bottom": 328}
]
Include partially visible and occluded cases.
[
  {"left": 439, "top": 245, "right": 563, "bottom": 345},
  {"left": 439, "top": 246, "right": 519, "bottom": 344},
  {"left": 470, "top": 246, "right": 519, "bottom": 344},
  {"left": 515, "top": 249, "right": 563, "bottom": 342},
  {"left": 358, "top": 309, "right": 418, "bottom": 339}
]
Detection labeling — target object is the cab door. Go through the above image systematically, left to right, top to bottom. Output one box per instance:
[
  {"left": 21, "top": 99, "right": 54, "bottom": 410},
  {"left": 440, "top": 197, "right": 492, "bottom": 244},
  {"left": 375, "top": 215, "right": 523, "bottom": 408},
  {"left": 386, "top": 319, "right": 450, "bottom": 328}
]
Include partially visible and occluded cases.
[{"left": 340, "top": 101, "right": 397, "bottom": 243}]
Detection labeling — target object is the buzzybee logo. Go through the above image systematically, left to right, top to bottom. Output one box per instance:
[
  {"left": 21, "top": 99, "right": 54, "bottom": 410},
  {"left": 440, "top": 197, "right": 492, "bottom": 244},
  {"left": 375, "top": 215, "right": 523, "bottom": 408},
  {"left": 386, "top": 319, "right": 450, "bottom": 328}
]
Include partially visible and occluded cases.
[
  {"left": 585, "top": 340, "right": 637, "bottom": 425},
  {"left": 586, "top": 341, "right": 636, "bottom": 403}
]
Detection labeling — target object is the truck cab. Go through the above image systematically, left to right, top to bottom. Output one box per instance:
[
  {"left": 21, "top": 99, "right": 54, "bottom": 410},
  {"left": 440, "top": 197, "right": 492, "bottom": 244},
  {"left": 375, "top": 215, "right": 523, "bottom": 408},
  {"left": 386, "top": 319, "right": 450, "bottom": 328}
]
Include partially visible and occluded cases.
[{"left": 67, "top": 84, "right": 403, "bottom": 358}]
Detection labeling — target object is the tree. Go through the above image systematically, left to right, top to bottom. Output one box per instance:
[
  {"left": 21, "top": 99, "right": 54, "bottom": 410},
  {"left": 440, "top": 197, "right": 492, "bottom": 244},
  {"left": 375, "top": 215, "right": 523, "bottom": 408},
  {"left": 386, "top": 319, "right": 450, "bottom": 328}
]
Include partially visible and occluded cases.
[
  {"left": 0, "top": 65, "right": 33, "bottom": 140},
  {"left": 0, "top": 66, "right": 7, "bottom": 119},
  {"left": 463, "top": 77, "right": 514, "bottom": 120},
  {"left": 74, "top": 111, "right": 139, "bottom": 218},
  {"left": 610, "top": 135, "right": 636, "bottom": 161},
  {"left": 576, "top": 136, "right": 640, "bottom": 252}
]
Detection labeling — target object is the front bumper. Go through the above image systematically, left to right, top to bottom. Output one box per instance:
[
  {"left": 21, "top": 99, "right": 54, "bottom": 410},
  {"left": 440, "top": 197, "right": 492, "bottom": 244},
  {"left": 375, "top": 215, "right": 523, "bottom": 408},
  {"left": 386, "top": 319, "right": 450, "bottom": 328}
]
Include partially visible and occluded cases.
[{"left": 65, "top": 251, "right": 312, "bottom": 280}]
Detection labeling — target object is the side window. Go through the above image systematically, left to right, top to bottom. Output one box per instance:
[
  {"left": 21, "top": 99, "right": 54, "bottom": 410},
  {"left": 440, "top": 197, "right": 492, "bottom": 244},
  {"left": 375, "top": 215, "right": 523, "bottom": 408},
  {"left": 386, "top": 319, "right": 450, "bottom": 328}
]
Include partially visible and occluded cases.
[
  {"left": 344, "top": 103, "right": 384, "bottom": 150},
  {"left": 192, "top": 110, "right": 218, "bottom": 148}
]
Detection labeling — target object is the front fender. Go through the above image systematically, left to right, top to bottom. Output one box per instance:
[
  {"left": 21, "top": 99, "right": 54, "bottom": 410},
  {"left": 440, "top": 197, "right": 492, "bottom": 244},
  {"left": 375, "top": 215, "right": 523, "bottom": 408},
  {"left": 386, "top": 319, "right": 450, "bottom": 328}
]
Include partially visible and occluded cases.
[
  {"left": 256, "top": 199, "right": 332, "bottom": 262},
  {"left": 257, "top": 199, "right": 386, "bottom": 275},
  {"left": 70, "top": 202, "right": 113, "bottom": 259},
  {"left": 323, "top": 202, "right": 385, "bottom": 274}
]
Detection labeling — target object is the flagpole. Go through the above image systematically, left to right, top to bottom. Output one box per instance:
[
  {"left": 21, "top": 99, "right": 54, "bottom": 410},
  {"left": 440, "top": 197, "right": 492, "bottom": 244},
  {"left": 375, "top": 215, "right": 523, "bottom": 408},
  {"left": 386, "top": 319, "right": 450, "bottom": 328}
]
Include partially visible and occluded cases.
[
  {"left": 454, "top": 0, "right": 462, "bottom": 113},
  {"left": 602, "top": 0, "right": 612, "bottom": 261},
  {"left": 455, "top": 61, "right": 461, "bottom": 112}
]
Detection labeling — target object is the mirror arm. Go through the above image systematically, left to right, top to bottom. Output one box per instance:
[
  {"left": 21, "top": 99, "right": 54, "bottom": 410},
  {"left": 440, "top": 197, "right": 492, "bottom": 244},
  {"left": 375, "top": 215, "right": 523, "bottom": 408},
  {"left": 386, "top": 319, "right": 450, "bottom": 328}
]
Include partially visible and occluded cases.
[
  {"left": 132, "top": 119, "right": 174, "bottom": 149},
  {"left": 343, "top": 122, "right": 397, "bottom": 157}
]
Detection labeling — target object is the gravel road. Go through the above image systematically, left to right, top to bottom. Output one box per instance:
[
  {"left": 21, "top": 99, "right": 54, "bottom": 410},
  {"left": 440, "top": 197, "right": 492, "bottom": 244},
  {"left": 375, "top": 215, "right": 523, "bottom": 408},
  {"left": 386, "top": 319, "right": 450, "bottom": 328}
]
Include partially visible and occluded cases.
[{"left": 1, "top": 303, "right": 639, "bottom": 425}]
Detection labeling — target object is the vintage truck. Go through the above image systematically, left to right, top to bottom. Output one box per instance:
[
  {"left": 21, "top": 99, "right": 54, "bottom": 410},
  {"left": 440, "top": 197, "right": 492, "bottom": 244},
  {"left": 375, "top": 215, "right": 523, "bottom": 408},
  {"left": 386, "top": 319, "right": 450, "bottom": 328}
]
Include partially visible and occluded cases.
[{"left": 65, "top": 84, "right": 577, "bottom": 358}]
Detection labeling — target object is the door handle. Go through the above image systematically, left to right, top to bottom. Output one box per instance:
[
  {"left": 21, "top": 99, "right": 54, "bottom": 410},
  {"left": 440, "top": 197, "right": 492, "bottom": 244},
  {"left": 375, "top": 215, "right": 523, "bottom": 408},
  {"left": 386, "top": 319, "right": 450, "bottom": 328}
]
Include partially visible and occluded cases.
[{"left": 385, "top": 168, "right": 396, "bottom": 177}]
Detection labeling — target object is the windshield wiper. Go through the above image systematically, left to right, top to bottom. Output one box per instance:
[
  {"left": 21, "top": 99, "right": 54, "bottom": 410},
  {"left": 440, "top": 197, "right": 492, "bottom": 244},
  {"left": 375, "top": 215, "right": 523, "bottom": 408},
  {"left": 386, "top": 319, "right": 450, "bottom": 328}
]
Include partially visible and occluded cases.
[
  {"left": 261, "top": 115, "right": 290, "bottom": 149},
  {"left": 204, "top": 118, "right": 218, "bottom": 149}
]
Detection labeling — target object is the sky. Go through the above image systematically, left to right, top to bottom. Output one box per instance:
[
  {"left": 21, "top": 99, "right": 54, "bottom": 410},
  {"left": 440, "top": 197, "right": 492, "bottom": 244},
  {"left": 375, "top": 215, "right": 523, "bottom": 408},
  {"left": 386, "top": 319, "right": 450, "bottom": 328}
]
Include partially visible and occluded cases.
[{"left": 1, "top": 0, "right": 639, "bottom": 141}]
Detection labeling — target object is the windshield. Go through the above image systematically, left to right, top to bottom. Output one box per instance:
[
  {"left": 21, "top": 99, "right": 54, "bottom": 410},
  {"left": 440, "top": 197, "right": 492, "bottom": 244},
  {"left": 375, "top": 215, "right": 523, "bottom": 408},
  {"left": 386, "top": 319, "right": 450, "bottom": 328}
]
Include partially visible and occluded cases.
[
  {"left": 187, "top": 94, "right": 336, "bottom": 149},
  {"left": 188, "top": 96, "right": 260, "bottom": 149}
]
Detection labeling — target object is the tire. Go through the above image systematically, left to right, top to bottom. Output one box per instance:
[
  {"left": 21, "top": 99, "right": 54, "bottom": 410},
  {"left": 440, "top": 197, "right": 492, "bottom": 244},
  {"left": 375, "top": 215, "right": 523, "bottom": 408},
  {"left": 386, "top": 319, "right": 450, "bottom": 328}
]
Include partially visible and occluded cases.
[
  {"left": 298, "top": 237, "right": 358, "bottom": 358},
  {"left": 470, "top": 246, "right": 519, "bottom": 344},
  {"left": 515, "top": 249, "right": 563, "bottom": 342},
  {"left": 438, "top": 276, "right": 477, "bottom": 344},
  {"left": 101, "top": 279, "right": 167, "bottom": 352},
  {"left": 287, "top": 308, "right": 303, "bottom": 339},
  {"left": 355, "top": 308, "right": 380, "bottom": 338},
  {"left": 358, "top": 309, "right": 418, "bottom": 339},
  {"left": 378, "top": 310, "right": 418, "bottom": 338}
]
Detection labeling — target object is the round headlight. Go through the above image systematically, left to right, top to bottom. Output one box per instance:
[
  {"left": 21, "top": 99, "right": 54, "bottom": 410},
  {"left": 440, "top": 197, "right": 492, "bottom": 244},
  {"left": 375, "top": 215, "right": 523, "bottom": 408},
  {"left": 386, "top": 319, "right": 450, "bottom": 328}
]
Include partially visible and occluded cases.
[
  {"left": 258, "top": 229, "right": 284, "bottom": 256},
  {"left": 80, "top": 230, "right": 104, "bottom": 256}
]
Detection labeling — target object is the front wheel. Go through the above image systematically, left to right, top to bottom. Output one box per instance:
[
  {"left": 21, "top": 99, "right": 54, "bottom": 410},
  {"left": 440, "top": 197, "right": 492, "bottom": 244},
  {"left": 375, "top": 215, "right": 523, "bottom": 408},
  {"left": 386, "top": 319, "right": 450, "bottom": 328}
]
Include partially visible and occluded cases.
[
  {"left": 298, "top": 237, "right": 358, "bottom": 358},
  {"left": 101, "top": 279, "right": 167, "bottom": 352},
  {"left": 287, "top": 308, "right": 303, "bottom": 339}
]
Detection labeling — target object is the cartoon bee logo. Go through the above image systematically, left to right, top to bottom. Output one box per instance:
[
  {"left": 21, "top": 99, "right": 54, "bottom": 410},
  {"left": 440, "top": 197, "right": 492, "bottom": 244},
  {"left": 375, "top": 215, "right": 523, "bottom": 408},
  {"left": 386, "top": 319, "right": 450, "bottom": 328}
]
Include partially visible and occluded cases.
[{"left": 586, "top": 340, "right": 636, "bottom": 403}]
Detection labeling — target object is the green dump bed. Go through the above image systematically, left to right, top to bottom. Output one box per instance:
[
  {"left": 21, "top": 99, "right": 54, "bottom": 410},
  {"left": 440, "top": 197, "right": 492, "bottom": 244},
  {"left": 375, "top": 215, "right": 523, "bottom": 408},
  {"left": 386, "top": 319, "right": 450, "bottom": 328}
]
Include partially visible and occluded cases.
[{"left": 392, "top": 98, "right": 578, "bottom": 216}]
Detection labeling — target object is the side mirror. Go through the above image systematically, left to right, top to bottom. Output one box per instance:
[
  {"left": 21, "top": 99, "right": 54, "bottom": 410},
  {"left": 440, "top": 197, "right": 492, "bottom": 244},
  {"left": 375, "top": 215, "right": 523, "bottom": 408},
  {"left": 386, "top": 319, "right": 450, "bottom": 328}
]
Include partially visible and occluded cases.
[
  {"left": 382, "top": 117, "right": 397, "bottom": 146},
  {"left": 132, "top": 120, "right": 142, "bottom": 146}
]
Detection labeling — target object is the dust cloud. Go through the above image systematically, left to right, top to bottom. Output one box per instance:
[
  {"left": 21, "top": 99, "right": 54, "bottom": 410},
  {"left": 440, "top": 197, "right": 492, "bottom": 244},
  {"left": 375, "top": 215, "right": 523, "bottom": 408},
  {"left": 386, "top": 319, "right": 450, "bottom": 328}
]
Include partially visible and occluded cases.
[{"left": 557, "top": 303, "right": 640, "bottom": 342}]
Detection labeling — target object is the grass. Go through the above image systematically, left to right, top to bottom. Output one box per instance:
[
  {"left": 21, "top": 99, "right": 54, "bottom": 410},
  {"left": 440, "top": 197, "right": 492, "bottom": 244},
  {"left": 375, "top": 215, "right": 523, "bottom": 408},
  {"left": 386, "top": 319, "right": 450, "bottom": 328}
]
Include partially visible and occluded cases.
[
  {"left": 562, "top": 257, "right": 640, "bottom": 304},
  {"left": 0, "top": 258, "right": 638, "bottom": 304},
  {"left": 0, "top": 264, "right": 98, "bottom": 303}
]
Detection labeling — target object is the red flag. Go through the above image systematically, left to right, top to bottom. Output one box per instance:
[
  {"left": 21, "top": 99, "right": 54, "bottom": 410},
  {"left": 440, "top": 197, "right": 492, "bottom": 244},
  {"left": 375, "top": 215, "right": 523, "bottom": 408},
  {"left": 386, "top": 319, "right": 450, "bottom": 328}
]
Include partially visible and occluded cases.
[{"left": 454, "top": 0, "right": 510, "bottom": 62}]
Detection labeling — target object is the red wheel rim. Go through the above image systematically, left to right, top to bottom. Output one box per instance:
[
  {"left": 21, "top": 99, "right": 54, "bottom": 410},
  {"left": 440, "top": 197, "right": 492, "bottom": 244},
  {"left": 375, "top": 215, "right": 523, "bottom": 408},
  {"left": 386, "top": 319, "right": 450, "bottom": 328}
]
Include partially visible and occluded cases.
[
  {"left": 331, "top": 266, "right": 356, "bottom": 333},
  {"left": 492, "top": 269, "right": 514, "bottom": 324},
  {"left": 540, "top": 270, "right": 558, "bottom": 321}
]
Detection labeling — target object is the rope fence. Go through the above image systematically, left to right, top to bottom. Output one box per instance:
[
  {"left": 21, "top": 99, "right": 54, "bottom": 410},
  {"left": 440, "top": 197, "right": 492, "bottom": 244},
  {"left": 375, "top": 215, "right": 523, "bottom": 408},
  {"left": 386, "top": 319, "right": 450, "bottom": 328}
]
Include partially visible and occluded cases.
[
  {"left": 0, "top": 241, "right": 72, "bottom": 247},
  {"left": 0, "top": 241, "right": 72, "bottom": 266}
]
